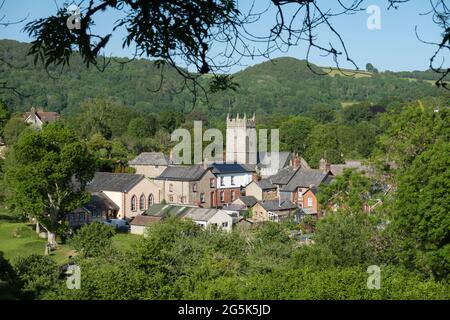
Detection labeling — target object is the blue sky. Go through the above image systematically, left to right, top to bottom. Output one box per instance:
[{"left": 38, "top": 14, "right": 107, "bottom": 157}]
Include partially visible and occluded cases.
[{"left": 0, "top": 0, "right": 446, "bottom": 73}]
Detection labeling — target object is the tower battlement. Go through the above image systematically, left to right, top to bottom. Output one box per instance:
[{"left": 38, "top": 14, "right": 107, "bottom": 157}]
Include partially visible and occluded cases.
[{"left": 226, "top": 113, "right": 256, "bottom": 128}]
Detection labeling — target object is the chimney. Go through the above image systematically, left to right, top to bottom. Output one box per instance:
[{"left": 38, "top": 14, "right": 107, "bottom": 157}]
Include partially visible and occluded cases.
[{"left": 309, "top": 184, "right": 317, "bottom": 193}]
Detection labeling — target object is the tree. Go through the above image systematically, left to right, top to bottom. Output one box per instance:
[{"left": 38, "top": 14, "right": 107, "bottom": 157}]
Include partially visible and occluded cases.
[
  {"left": 23, "top": 1, "right": 449, "bottom": 90},
  {"left": 366, "top": 63, "right": 379, "bottom": 73},
  {"left": 0, "top": 101, "right": 11, "bottom": 137},
  {"left": 341, "top": 103, "right": 374, "bottom": 125},
  {"left": 376, "top": 104, "right": 449, "bottom": 170},
  {"left": 309, "top": 105, "right": 336, "bottom": 123},
  {"left": 127, "top": 116, "right": 158, "bottom": 139},
  {"left": 280, "top": 116, "right": 316, "bottom": 155},
  {"left": 2, "top": 117, "right": 28, "bottom": 146},
  {"left": 4, "top": 123, "right": 96, "bottom": 247},
  {"left": 305, "top": 124, "right": 343, "bottom": 166},
  {"left": 390, "top": 141, "right": 450, "bottom": 279},
  {"left": 317, "top": 169, "right": 372, "bottom": 214},
  {"left": 313, "top": 212, "right": 378, "bottom": 267},
  {"left": 70, "top": 222, "right": 116, "bottom": 258},
  {"left": 13, "top": 254, "right": 59, "bottom": 299}
]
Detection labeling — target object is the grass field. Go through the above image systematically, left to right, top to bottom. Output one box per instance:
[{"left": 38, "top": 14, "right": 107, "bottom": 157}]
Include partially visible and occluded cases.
[
  {"left": 322, "top": 67, "right": 373, "bottom": 78},
  {"left": 0, "top": 209, "right": 141, "bottom": 265}
]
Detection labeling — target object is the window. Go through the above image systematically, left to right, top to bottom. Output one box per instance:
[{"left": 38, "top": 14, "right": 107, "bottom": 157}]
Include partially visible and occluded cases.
[
  {"left": 155, "top": 165, "right": 159, "bottom": 168},
  {"left": 230, "top": 176, "right": 235, "bottom": 185},
  {"left": 220, "top": 177, "right": 224, "bottom": 186},
  {"left": 210, "top": 178, "right": 215, "bottom": 188},
  {"left": 192, "top": 183, "right": 197, "bottom": 192},
  {"left": 169, "top": 184, "right": 173, "bottom": 192},
  {"left": 231, "top": 190, "right": 235, "bottom": 202},
  {"left": 220, "top": 191, "right": 225, "bottom": 202},
  {"left": 200, "top": 193, "right": 205, "bottom": 203},
  {"left": 139, "top": 194, "right": 146, "bottom": 210},
  {"left": 148, "top": 194, "right": 154, "bottom": 207},
  {"left": 131, "top": 195, "right": 137, "bottom": 211},
  {"left": 169, "top": 195, "right": 174, "bottom": 203},
  {"left": 181, "top": 196, "right": 186, "bottom": 204},
  {"left": 307, "top": 197, "right": 313, "bottom": 207},
  {"left": 222, "top": 221, "right": 228, "bottom": 228}
]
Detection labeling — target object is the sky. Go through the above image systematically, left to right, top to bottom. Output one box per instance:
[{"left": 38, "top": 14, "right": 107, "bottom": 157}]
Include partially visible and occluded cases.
[{"left": 0, "top": 0, "right": 446, "bottom": 73}]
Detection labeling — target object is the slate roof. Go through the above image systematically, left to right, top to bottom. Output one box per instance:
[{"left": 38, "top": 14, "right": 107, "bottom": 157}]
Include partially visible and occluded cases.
[
  {"left": 24, "top": 109, "right": 60, "bottom": 123},
  {"left": 129, "top": 152, "right": 171, "bottom": 166},
  {"left": 257, "top": 152, "right": 292, "bottom": 170},
  {"left": 209, "top": 163, "right": 256, "bottom": 174},
  {"left": 155, "top": 165, "right": 208, "bottom": 181},
  {"left": 269, "top": 166, "right": 298, "bottom": 185},
  {"left": 281, "top": 169, "right": 331, "bottom": 191},
  {"left": 86, "top": 172, "right": 145, "bottom": 192},
  {"left": 256, "top": 178, "right": 277, "bottom": 190},
  {"left": 83, "top": 192, "right": 119, "bottom": 212},
  {"left": 237, "top": 196, "right": 258, "bottom": 207},
  {"left": 259, "top": 200, "right": 298, "bottom": 212},
  {"left": 144, "top": 204, "right": 192, "bottom": 218},
  {"left": 144, "top": 204, "right": 224, "bottom": 222},
  {"left": 183, "top": 208, "right": 223, "bottom": 222},
  {"left": 130, "top": 215, "right": 162, "bottom": 226}
]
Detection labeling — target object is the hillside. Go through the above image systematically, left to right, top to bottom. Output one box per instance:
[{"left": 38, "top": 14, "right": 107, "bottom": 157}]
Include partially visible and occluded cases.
[{"left": 0, "top": 40, "right": 448, "bottom": 118}]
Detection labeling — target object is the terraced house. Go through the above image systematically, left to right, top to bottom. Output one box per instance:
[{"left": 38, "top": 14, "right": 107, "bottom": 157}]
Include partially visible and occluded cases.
[{"left": 154, "top": 164, "right": 217, "bottom": 208}]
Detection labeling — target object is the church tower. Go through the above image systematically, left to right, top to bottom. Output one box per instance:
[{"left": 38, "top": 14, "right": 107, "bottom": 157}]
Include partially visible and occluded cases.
[{"left": 225, "top": 113, "right": 257, "bottom": 164}]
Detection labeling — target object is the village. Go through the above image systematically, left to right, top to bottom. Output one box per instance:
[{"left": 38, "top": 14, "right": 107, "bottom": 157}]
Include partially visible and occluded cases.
[{"left": 23, "top": 109, "right": 369, "bottom": 237}]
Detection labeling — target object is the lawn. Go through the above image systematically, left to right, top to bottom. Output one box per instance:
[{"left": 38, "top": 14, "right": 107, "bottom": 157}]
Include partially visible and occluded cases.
[
  {"left": 0, "top": 209, "right": 141, "bottom": 265},
  {"left": 0, "top": 219, "right": 75, "bottom": 265},
  {"left": 112, "top": 233, "right": 141, "bottom": 253}
]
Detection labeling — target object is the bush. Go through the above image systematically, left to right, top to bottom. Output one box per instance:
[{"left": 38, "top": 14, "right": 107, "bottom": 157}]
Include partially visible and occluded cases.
[
  {"left": 69, "top": 222, "right": 116, "bottom": 258},
  {"left": 13, "top": 254, "right": 59, "bottom": 298}
]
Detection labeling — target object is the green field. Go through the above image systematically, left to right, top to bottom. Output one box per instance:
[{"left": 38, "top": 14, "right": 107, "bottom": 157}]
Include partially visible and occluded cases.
[
  {"left": 322, "top": 67, "right": 373, "bottom": 78},
  {"left": 0, "top": 209, "right": 141, "bottom": 265}
]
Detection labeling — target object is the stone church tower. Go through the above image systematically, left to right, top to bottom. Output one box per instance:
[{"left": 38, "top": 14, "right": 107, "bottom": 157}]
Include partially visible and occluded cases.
[{"left": 225, "top": 113, "right": 257, "bottom": 164}]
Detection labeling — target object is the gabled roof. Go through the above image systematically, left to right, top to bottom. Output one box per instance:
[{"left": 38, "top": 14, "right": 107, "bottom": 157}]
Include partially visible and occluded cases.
[
  {"left": 24, "top": 109, "right": 60, "bottom": 123},
  {"left": 128, "top": 152, "right": 171, "bottom": 166},
  {"left": 257, "top": 152, "right": 295, "bottom": 170},
  {"left": 209, "top": 163, "right": 256, "bottom": 174},
  {"left": 155, "top": 165, "right": 208, "bottom": 181},
  {"left": 269, "top": 166, "right": 299, "bottom": 185},
  {"left": 280, "top": 169, "right": 332, "bottom": 192},
  {"left": 86, "top": 172, "right": 145, "bottom": 193},
  {"left": 256, "top": 178, "right": 277, "bottom": 190},
  {"left": 83, "top": 192, "right": 119, "bottom": 212},
  {"left": 237, "top": 196, "right": 258, "bottom": 207},
  {"left": 259, "top": 199, "right": 298, "bottom": 212},
  {"left": 144, "top": 204, "right": 192, "bottom": 218},
  {"left": 144, "top": 204, "right": 225, "bottom": 222},
  {"left": 183, "top": 208, "right": 225, "bottom": 222},
  {"left": 130, "top": 215, "right": 162, "bottom": 226}
]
